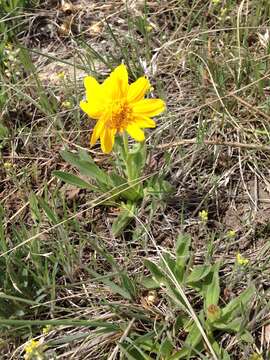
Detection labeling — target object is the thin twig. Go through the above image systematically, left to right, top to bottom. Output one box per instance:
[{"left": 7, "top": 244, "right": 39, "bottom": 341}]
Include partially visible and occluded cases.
[
  {"left": 232, "top": 94, "right": 270, "bottom": 122},
  {"left": 157, "top": 138, "right": 270, "bottom": 152},
  {"left": 107, "top": 318, "right": 135, "bottom": 360}
]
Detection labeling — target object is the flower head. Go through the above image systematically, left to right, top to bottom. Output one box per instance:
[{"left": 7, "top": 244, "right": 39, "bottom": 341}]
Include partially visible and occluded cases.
[
  {"left": 80, "top": 64, "right": 165, "bottom": 153},
  {"left": 57, "top": 71, "right": 65, "bottom": 80},
  {"left": 62, "top": 100, "right": 72, "bottom": 109},
  {"left": 4, "top": 162, "right": 13, "bottom": 170},
  {"left": 199, "top": 209, "right": 208, "bottom": 223},
  {"left": 227, "top": 229, "right": 236, "bottom": 239},
  {"left": 236, "top": 252, "right": 249, "bottom": 266},
  {"left": 207, "top": 304, "right": 221, "bottom": 322},
  {"left": 42, "top": 324, "right": 52, "bottom": 334},
  {"left": 24, "top": 339, "right": 42, "bottom": 360},
  {"left": 24, "top": 339, "right": 39, "bottom": 353}
]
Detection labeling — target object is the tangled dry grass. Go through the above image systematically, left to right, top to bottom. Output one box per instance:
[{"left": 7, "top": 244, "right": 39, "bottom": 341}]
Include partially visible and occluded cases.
[{"left": 1, "top": 0, "right": 270, "bottom": 359}]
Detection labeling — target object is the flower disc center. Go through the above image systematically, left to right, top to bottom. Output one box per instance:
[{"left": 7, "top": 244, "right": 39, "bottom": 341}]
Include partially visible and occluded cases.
[{"left": 109, "top": 102, "right": 132, "bottom": 132}]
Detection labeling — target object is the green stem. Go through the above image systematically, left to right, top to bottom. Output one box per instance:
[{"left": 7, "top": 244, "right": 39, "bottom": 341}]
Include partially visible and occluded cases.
[
  {"left": 123, "top": 131, "right": 129, "bottom": 156},
  {"left": 123, "top": 132, "right": 132, "bottom": 182}
]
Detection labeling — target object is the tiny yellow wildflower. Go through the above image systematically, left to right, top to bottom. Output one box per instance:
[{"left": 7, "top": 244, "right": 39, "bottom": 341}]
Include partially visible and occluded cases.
[
  {"left": 212, "top": 0, "right": 221, "bottom": 4},
  {"left": 220, "top": 7, "right": 227, "bottom": 17},
  {"left": 4, "top": 43, "right": 13, "bottom": 51},
  {"left": 80, "top": 64, "right": 165, "bottom": 153},
  {"left": 57, "top": 71, "right": 65, "bottom": 80},
  {"left": 62, "top": 100, "right": 72, "bottom": 109},
  {"left": 4, "top": 162, "right": 13, "bottom": 170},
  {"left": 199, "top": 210, "right": 208, "bottom": 222},
  {"left": 227, "top": 229, "right": 236, "bottom": 239},
  {"left": 236, "top": 252, "right": 249, "bottom": 266},
  {"left": 42, "top": 324, "right": 52, "bottom": 335},
  {"left": 24, "top": 338, "right": 46, "bottom": 360},
  {"left": 24, "top": 339, "right": 40, "bottom": 359},
  {"left": 24, "top": 339, "right": 39, "bottom": 353},
  {"left": 249, "top": 353, "right": 263, "bottom": 360}
]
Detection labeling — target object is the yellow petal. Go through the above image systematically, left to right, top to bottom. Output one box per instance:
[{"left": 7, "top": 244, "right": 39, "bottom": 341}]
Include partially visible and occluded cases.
[
  {"left": 112, "top": 63, "right": 128, "bottom": 96},
  {"left": 102, "top": 64, "right": 128, "bottom": 100},
  {"left": 81, "top": 76, "right": 105, "bottom": 118},
  {"left": 84, "top": 76, "right": 101, "bottom": 102},
  {"left": 127, "top": 76, "right": 150, "bottom": 103},
  {"left": 132, "top": 99, "right": 165, "bottom": 117},
  {"left": 80, "top": 100, "right": 103, "bottom": 119},
  {"left": 134, "top": 116, "right": 156, "bottom": 128},
  {"left": 90, "top": 118, "right": 105, "bottom": 146},
  {"left": 126, "top": 124, "right": 145, "bottom": 142},
  {"left": 100, "top": 128, "right": 116, "bottom": 153}
]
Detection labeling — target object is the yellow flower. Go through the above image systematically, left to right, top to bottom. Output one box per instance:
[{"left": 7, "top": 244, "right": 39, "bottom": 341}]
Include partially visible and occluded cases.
[
  {"left": 220, "top": 7, "right": 227, "bottom": 17},
  {"left": 4, "top": 43, "right": 13, "bottom": 51},
  {"left": 80, "top": 64, "right": 165, "bottom": 153},
  {"left": 57, "top": 71, "right": 65, "bottom": 79},
  {"left": 62, "top": 100, "right": 72, "bottom": 108},
  {"left": 4, "top": 162, "right": 13, "bottom": 170},
  {"left": 199, "top": 210, "right": 208, "bottom": 222},
  {"left": 227, "top": 229, "right": 236, "bottom": 239},
  {"left": 236, "top": 252, "right": 249, "bottom": 266},
  {"left": 42, "top": 324, "right": 52, "bottom": 334},
  {"left": 24, "top": 339, "right": 40, "bottom": 359},
  {"left": 24, "top": 339, "right": 46, "bottom": 360},
  {"left": 24, "top": 339, "right": 39, "bottom": 353},
  {"left": 249, "top": 353, "right": 263, "bottom": 360}
]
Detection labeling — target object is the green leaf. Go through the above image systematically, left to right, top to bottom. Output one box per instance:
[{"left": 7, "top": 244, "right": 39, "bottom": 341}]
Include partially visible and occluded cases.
[
  {"left": 0, "top": 123, "right": 8, "bottom": 140},
  {"left": 78, "top": 148, "right": 95, "bottom": 162},
  {"left": 60, "top": 149, "right": 111, "bottom": 189},
  {"left": 53, "top": 170, "right": 96, "bottom": 190},
  {"left": 110, "top": 172, "right": 141, "bottom": 201},
  {"left": 145, "top": 176, "right": 174, "bottom": 200},
  {"left": 29, "top": 193, "right": 41, "bottom": 223},
  {"left": 38, "top": 197, "right": 59, "bottom": 225},
  {"left": 112, "top": 203, "right": 136, "bottom": 236},
  {"left": 175, "top": 233, "right": 191, "bottom": 282},
  {"left": 176, "top": 233, "right": 191, "bottom": 259},
  {"left": 162, "top": 253, "right": 176, "bottom": 275},
  {"left": 144, "top": 259, "right": 165, "bottom": 284},
  {"left": 145, "top": 259, "right": 186, "bottom": 310},
  {"left": 205, "top": 263, "right": 220, "bottom": 309},
  {"left": 186, "top": 265, "right": 212, "bottom": 284},
  {"left": 87, "top": 268, "right": 132, "bottom": 300},
  {"left": 120, "top": 273, "right": 137, "bottom": 300},
  {"left": 140, "top": 276, "right": 160, "bottom": 290},
  {"left": 221, "top": 284, "right": 255, "bottom": 322},
  {"left": 173, "top": 315, "right": 188, "bottom": 336},
  {"left": 212, "top": 317, "right": 242, "bottom": 333},
  {"left": 175, "top": 319, "right": 203, "bottom": 359},
  {"left": 240, "top": 330, "right": 254, "bottom": 344},
  {"left": 159, "top": 337, "right": 173, "bottom": 358},
  {"left": 211, "top": 340, "right": 231, "bottom": 360},
  {"left": 119, "top": 342, "right": 153, "bottom": 360},
  {"left": 222, "top": 351, "right": 231, "bottom": 360}
]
